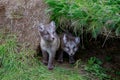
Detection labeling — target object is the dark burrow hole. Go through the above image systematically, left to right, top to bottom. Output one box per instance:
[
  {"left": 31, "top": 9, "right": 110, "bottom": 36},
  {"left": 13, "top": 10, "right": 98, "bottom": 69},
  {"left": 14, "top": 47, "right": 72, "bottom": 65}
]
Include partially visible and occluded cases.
[{"left": 35, "top": 34, "right": 120, "bottom": 78}]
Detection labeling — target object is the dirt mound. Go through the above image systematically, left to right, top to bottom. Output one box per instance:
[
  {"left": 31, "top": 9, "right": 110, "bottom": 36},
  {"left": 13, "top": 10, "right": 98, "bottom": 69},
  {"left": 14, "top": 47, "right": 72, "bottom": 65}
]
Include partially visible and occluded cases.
[{"left": 0, "top": 0, "right": 50, "bottom": 49}]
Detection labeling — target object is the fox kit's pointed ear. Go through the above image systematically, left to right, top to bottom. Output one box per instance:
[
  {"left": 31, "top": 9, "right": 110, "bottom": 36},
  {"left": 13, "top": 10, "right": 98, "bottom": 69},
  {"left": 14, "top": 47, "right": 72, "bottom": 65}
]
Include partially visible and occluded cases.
[
  {"left": 50, "top": 21, "right": 55, "bottom": 29},
  {"left": 38, "top": 23, "right": 44, "bottom": 32},
  {"left": 63, "top": 34, "right": 67, "bottom": 43},
  {"left": 75, "top": 37, "right": 80, "bottom": 44}
]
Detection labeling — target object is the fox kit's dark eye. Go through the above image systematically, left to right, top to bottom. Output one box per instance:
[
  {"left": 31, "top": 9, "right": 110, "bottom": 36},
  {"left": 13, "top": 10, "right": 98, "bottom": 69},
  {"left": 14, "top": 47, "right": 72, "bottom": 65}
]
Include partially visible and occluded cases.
[
  {"left": 53, "top": 31, "right": 56, "bottom": 35},
  {"left": 73, "top": 47, "right": 78, "bottom": 51}
]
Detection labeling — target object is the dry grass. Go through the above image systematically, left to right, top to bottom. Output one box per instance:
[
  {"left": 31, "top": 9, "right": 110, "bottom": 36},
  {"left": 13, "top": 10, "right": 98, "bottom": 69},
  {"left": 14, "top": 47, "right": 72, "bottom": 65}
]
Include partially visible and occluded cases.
[{"left": 0, "top": 0, "right": 50, "bottom": 49}]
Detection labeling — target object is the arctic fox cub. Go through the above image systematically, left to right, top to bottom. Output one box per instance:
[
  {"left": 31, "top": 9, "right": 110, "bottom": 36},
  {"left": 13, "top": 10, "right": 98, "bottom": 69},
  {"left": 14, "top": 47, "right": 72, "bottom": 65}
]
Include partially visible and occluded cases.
[
  {"left": 38, "top": 21, "right": 60, "bottom": 70},
  {"left": 58, "top": 33, "right": 80, "bottom": 64}
]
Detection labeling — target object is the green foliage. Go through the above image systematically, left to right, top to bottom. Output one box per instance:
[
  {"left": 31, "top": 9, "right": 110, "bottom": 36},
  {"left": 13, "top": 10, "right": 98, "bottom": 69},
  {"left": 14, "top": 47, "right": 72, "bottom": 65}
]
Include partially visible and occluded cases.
[
  {"left": 45, "top": 0, "right": 120, "bottom": 38},
  {"left": 0, "top": 33, "right": 86, "bottom": 80},
  {"left": 105, "top": 56, "right": 112, "bottom": 62},
  {"left": 85, "top": 57, "right": 111, "bottom": 80},
  {"left": 115, "top": 71, "right": 120, "bottom": 76}
]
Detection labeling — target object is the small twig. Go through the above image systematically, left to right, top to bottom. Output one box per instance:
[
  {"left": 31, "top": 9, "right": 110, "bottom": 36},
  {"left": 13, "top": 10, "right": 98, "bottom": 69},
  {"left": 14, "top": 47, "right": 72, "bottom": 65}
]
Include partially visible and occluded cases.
[
  {"left": 81, "top": 26, "right": 85, "bottom": 49},
  {"left": 102, "top": 30, "right": 112, "bottom": 48}
]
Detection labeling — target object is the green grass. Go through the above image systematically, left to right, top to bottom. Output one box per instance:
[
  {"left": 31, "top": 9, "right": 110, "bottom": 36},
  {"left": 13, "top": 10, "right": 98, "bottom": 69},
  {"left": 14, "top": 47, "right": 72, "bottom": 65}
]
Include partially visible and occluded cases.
[
  {"left": 45, "top": 0, "right": 120, "bottom": 38},
  {"left": 0, "top": 33, "right": 86, "bottom": 80},
  {"left": 85, "top": 57, "right": 111, "bottom": 80}
]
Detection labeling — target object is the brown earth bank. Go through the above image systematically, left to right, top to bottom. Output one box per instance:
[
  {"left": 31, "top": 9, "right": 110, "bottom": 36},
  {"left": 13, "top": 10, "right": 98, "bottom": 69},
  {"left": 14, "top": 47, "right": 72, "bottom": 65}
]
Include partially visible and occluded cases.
[{"left": 0, "top": 0, "right": 50, "bottom": 49}]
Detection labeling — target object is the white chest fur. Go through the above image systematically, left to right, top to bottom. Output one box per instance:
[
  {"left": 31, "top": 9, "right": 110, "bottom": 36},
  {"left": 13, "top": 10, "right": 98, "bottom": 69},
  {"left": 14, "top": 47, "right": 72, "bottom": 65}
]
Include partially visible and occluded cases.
[{"left": 40, "top": 37, "right": 60, "bottom": 54}]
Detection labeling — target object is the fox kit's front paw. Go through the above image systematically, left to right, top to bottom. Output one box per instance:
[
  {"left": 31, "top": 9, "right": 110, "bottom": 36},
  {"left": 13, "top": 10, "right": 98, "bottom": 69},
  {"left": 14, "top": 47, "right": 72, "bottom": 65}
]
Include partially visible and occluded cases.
[
  {"left": 69, "top": 58, "right": 75, "bottom": 64},
  {"left": 57, "top": 59, "right": 63, "bottom": 63},
  {"left": 48, "top": 64, "right": 54, "bottom": 70}
]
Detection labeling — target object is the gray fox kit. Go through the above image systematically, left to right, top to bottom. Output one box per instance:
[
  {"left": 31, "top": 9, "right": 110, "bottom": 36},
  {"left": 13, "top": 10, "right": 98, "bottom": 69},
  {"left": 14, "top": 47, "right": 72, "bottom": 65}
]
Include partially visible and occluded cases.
[
  {"left": 38, "top": 21, "right": 60, "bottom": 70},
  {"left": 58, "top": 33, "right": 80, "bottom": 64}
]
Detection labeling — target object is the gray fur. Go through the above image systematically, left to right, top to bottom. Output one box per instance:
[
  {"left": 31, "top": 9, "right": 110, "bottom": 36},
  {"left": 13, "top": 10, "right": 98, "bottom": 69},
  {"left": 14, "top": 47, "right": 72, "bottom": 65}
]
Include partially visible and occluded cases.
[
  {"left": 38, "top": 21, "right": 60, "bottom": 70},
  {"left": 58, "top": 33, "right": 80, "bottom": 64}
]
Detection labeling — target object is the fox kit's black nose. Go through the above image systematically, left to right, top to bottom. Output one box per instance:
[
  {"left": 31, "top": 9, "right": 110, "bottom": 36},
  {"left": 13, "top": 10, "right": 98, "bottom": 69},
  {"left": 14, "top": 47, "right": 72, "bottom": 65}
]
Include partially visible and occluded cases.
[{"left": 52, "top": 37, "right": 55, "bottom": 40}]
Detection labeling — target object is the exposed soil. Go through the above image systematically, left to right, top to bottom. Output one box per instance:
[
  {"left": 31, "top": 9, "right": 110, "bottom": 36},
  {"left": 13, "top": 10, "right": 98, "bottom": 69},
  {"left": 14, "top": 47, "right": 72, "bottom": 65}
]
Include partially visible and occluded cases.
[{"left": 74, "top": 35, "right": 120, "bottom": 79}]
